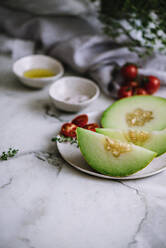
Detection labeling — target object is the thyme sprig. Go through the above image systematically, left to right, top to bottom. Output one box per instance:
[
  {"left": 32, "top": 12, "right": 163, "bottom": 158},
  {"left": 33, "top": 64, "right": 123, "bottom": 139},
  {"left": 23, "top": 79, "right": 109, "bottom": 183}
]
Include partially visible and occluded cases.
[
  {"left": 91, "top": 0, "right": 166, "bottom": 57},
  {"left": 52, "top": 135, "right": 79, "bottom": 147},
  {"left": 0, "top": 148, "right": 19, "bottom": 161}
]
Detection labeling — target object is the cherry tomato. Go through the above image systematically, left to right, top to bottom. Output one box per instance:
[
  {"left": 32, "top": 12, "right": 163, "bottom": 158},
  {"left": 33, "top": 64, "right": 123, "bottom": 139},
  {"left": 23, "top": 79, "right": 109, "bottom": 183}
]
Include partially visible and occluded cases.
[
  {"left": 121, "top": 64, "right": 138, "bottom": 80},
  {"left": 144, "top": 76, "right": 160, "bottom": 94},
  {"left": 125, "top": 81, "right": 139, "bottom": 88},
  {"left": 118, "top": 86, "right": 133, "bottom": 99},
  {"left": 135, "top": 88, "right": 148, "bottom": 95},
  {"left": 72, "top": 114, "right": 88, "bottom": 127},
  {"left": 60, "top": 123, "right": 77, "bottom": 137},
  {"left": 83, "top": 123, "right": 99, "bottom": 132}
]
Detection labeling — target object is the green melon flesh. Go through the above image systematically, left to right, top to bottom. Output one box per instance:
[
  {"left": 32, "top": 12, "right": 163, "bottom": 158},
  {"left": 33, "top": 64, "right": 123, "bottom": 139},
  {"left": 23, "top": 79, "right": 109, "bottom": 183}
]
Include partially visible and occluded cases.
[
  {"left": 101, "top": 96, "right": 166, "bottom": 131},
  {"left": 77, "top": 128, "right": 156, "bottom": 177},
  {"left": 96, "top": 128, "right": 166, "bottom": 156}
]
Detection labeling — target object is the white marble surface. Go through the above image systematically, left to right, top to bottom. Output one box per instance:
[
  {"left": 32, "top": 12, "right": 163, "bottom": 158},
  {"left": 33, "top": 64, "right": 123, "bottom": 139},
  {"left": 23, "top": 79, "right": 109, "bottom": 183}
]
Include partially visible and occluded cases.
[{"left": 1, "top": 54, "right": 166, "bottom": 248}]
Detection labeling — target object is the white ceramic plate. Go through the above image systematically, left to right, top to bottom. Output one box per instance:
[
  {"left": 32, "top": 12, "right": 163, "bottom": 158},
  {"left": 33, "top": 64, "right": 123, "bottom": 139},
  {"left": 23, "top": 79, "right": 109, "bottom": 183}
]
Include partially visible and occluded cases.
[{"left": 57, "top": 111, "right": 166, "bottom": 180}]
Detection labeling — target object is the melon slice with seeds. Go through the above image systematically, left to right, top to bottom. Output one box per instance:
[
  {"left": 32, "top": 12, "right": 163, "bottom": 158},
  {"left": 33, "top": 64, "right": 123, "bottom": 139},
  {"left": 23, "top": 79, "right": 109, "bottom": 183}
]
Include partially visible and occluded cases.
[
  {"left": 101, "top": 95, "right": 166, "bottom": 131},
  {"left": 77, "top": 128, "right": 156, "bottom": 177}
]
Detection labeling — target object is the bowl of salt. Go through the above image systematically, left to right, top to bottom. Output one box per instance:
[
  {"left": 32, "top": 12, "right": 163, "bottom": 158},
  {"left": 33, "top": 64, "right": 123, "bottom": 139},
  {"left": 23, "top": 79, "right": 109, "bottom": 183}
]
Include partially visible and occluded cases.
[{"left": 49, "top": 76, "right": 100, "bottom": 112}]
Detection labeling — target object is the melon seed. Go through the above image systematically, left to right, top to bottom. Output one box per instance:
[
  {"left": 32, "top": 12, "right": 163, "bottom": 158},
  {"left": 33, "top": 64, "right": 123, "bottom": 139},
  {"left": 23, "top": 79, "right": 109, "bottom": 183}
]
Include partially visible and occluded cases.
[
  {"left": 126, "top": 108, "right": 154, "bottom": 127},
  {"left": 104, "top": 137, "right": 132, "bottom": 157}
]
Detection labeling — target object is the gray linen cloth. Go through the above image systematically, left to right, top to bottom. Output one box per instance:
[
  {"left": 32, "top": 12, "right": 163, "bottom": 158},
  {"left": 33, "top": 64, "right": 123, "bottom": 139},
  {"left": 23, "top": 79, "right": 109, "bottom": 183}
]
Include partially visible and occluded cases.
[{"left": 0, "top": 2, "right": 166, "bottom": 98}]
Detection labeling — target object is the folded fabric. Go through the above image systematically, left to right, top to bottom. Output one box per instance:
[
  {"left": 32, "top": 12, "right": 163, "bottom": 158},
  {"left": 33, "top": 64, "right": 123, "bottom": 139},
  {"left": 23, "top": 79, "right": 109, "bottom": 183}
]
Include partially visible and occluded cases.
[{"left": 0, "top": 5, "right": 166, "bottom": 98}]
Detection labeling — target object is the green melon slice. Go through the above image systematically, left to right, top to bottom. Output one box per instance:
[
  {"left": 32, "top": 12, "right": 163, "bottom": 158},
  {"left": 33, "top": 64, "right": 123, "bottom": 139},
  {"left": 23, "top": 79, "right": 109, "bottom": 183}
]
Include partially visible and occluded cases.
[
  {"left": 101, "top": 95, "right": 166, "bottom": 131},
  {"left": 77, "top": 127, "right": 156, "bottom": 177},
  {"left": 96, "top": 128, "right": 166, "bottom": 156}
]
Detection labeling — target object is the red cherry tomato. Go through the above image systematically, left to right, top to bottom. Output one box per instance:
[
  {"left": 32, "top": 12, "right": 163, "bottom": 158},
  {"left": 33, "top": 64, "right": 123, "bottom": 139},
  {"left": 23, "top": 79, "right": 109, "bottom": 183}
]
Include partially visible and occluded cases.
[
  {"left": 121, "top": 64, "right": 138, "bottom": 80},
  {"left": 144, "top": 76, "right": 160, "bottom": 94},
  {"left": 125, "top": 81, "right": 139, "bottom": 88},
  {"left": 118, "top": 86, "right": 133, "bottom": 99},
  {"left": 135, "top": 88, "right": 148, "bottom": 95},
  {"left": 72, "top": 114, "right": 88, "bottom": 127},
  {"left": 60, "top": 123, "right": 77, "bottom": 137},
  {"left": 83, "top": 123, "right": 99, "bottom": 132}
]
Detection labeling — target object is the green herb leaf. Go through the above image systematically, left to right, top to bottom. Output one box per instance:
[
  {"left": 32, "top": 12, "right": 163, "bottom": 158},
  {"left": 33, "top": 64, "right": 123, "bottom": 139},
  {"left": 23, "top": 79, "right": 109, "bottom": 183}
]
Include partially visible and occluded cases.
[
  {"left": 90, "top": 0, "right": 166, "bottom": 56},
  {"left": 52, "top": 135, "right": 79, "bottom": 147},
  {"left": 0, "top": 148, "right": 19, "bottom": 161}
]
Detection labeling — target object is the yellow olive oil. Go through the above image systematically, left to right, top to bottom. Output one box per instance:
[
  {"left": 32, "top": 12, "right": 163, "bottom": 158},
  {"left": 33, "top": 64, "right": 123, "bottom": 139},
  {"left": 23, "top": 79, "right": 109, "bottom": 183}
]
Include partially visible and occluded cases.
[{"left": 23, "top": 68, "right": 56, "bottom": 78}]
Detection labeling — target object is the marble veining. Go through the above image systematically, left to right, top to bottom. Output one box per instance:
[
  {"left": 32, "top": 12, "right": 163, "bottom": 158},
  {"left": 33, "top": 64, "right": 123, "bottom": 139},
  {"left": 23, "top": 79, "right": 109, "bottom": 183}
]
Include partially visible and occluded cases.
[
  {"left": 1, "top": 54, "right": 166, "bottom": 248},
  {"left": 0, "top": 177, "right": 13, "bottom": 189},
  {"left": 119, "top": 182, "right": 148, "bottom": 248}
]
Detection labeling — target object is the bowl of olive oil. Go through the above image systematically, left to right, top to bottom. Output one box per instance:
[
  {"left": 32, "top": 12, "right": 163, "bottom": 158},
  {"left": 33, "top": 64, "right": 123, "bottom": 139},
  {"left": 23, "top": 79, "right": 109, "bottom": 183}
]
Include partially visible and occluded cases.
[{"left": 13, "top": 55, "right": 64, "bottom": 88}]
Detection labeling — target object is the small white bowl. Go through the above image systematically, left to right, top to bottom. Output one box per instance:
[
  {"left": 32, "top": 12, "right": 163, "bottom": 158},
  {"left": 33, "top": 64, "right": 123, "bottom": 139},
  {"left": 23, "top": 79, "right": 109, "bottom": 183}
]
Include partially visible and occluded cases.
[
  {"left": 13, "top": 54, "right": 64, "bottom": 88},
  {"left": 49, "top": 76, "right": 100, "bottom": 112}
]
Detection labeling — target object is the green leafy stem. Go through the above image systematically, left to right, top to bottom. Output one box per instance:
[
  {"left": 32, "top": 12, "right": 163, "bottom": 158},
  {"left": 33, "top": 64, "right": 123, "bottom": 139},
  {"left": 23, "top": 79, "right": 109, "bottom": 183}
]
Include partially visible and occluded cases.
[
  {"left": 90, "top": 0, "right": 166, "bottom": 57},
  {"left": 52, "top": 135, "right": 79, "bottom": 147},
  {"left": 0, "top": 148, "right": 19, "bottom": 161}
]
